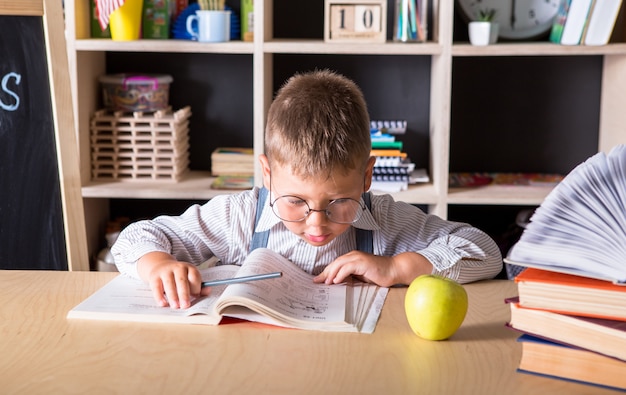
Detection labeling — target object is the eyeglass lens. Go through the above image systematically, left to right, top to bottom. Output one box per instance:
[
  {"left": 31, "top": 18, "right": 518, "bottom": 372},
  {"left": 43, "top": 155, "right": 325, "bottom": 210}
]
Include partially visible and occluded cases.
[{"left": 272, "top": 196, "right": 363, "bottom": 223}]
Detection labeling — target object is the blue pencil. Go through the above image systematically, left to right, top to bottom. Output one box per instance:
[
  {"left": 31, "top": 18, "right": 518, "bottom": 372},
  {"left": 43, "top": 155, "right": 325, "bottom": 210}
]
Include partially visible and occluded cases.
[{"left": 201, "top": 271, "right": 282, "bottom": 288}]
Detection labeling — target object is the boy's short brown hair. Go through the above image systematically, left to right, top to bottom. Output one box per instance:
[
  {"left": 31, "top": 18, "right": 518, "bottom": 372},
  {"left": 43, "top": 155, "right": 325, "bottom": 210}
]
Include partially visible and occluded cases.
[{"left": 264, "top": 69, "right": 371, "bottom": 179}]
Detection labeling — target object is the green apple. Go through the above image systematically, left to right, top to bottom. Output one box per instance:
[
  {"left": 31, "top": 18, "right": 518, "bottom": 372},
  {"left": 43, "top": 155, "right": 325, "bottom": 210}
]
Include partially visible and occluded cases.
[{"left": 404, "top": 274, "right": 468, "bottom": 340}]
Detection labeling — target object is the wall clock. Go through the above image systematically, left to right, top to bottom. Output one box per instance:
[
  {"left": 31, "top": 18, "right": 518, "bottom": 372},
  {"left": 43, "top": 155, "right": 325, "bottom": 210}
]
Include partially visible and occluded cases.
[{"left": 457, "top": 0, "right": 560, "bottom": 40}]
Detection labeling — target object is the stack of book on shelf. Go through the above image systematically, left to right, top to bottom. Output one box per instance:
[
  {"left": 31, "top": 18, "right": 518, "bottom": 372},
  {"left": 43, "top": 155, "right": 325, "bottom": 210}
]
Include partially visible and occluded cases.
[
  {"left": 550, "top": 0, "right": 623, "bottom": 46},
  {"left": 369, "top": 120, "right": 428, "bottom": 193},
  {"left": 503, "top": 145, "right": 626, "bottom": 391},
  {"left": 210, "top": 147, "right": 254, "bottom": 190}
]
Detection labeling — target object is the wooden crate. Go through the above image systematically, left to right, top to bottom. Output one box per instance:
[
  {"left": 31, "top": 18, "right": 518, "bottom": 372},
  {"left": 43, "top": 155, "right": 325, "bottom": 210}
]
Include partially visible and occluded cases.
[{"left": 90, "top": 106, "right": 191, "bottom": 182}]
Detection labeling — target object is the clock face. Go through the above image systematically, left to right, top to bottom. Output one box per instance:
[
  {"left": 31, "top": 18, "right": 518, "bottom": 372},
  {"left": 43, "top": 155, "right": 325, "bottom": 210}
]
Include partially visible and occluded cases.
[{"left": 457, "top": 0, "right": 561, "bottom": 40}]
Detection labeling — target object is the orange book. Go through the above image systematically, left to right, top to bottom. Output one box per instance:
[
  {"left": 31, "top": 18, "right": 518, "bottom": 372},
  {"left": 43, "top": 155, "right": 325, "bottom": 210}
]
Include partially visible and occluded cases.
[
  {"left": 370, "top": 149, "right": 407, "bottom": 158},
  {"left": 515, "top": 268, "right": 626, "bottom": 321}
]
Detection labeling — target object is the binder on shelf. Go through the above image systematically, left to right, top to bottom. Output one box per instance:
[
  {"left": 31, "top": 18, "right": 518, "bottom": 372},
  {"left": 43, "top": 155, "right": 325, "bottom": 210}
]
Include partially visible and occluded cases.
[
  {"left": 549, "top": 0, "right": 571, "bottom": 43},
  {"left": 559, "top": 0, "right": 594, "bottom": 45},
  {"left": 582, "top": 0, "right": 623, "bottom": 45}
]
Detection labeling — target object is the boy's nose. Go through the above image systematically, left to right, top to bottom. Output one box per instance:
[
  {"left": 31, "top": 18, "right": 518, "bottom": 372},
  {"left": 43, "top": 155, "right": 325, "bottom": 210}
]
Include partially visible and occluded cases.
[{"left": 305, "top": 209, "right": 328, "bottom": 226}]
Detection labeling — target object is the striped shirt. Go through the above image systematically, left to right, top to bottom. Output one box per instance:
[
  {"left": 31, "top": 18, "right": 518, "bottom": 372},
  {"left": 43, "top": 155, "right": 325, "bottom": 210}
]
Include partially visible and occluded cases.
[{"left": 112, "top": 188, "right": 503, "bottom": 284}]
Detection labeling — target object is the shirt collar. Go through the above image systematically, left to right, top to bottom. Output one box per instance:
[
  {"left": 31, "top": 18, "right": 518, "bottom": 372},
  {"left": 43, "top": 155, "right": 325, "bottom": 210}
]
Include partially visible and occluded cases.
[
  {"left": 255, "top": 199, "right": 283, "bottom": 232},
  {"left": 353, "top": 204, "right": 380, "bottom": 231}
]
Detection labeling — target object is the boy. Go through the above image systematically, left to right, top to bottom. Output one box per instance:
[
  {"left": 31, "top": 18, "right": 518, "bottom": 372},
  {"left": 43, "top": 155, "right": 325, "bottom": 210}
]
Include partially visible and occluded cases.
[{"left": 112, "top": 70, "right": 503, "bottom": 309}]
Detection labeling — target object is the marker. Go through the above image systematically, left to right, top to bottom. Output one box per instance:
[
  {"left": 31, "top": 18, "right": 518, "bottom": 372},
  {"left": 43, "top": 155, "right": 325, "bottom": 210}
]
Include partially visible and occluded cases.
[{"left": 201, "top": 271, "right": 282, "bottom": 288}]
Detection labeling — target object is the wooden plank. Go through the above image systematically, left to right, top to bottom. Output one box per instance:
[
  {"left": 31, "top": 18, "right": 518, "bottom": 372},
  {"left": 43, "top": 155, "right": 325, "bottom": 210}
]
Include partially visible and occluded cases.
[
  {"left": 0, "top": 0, "right": 43, "bottom": 15},
  {"left": 0, "top": 0, "right": 88, "bottom": 270},
  {"left": 43, "top": 0, "right": 89, "bottom": 270}
]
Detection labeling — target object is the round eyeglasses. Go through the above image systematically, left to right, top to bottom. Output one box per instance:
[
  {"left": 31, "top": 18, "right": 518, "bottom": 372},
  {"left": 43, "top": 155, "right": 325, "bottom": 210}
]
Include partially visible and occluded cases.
[{"left": 269, "top": 195, "right": 365, "bottom": 224}]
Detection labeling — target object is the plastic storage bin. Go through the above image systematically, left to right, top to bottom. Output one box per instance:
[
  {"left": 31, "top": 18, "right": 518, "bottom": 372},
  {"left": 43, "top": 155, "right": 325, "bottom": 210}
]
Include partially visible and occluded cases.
[{"left": 99, "top": 73, "right": 173, "bottom": 112}]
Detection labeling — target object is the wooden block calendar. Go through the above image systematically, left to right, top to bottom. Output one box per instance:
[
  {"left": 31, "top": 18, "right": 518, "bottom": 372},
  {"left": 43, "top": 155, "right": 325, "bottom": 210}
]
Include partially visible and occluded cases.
[{"left": 324, "top": 0, "right": 387, "bottom": 43}]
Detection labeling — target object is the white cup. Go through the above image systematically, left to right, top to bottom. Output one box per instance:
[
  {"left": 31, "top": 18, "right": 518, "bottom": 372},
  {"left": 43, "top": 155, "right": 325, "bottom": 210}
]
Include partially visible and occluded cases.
[{"left": 186, "top": 10, "right": 231, "bottom": 43}]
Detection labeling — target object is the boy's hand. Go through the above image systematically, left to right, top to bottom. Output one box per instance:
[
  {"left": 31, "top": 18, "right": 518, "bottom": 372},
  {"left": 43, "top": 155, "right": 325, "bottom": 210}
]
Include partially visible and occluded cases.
[
  {"left": 313, "top": 251, "right": 433, "bottom": 287},
  {"left": 137, "top": 252, "right": 211, "bottom": 309}
]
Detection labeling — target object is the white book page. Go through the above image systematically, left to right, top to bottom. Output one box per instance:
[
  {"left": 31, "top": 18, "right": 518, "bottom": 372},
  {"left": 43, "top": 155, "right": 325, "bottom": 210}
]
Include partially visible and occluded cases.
[
  {"left": 509, "top": 146, "right": 626, "bottom": 282},
  {"left": 215, "top": 248, "right": 349, "bottom": 328},
  {"left": 67, "top": 264, "right": 238, "bottom": 324},
  {"left": 353, "top": 281, "right": 373, "bottom": 327},
  {"left": 360, "top": 287, "right": 389, "bottom": 334}
]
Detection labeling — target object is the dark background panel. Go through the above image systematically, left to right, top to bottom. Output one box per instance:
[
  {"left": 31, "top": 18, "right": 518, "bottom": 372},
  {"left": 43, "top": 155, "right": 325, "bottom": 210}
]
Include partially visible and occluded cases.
[{"left": 0, "top": 16, "right": 68, "bottom": 270}]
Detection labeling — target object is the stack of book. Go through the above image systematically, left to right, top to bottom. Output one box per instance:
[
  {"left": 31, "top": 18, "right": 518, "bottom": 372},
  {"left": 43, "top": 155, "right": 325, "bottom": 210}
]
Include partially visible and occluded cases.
[
  {"left": 549, "top": 0, "right": 623, "bottom": 46},
  {"left": 369, "top": 120, "right": 428, "bottom": 193},
  {"left": 504, "top": 145, "right": 626, "bottom": 391},
  {"left": 210, "top": 147, "right": 254, "bottom": 176},
  {"left": 210, "top": 147, "right": 255, "bottom": 190},
  {"left": 507, "top": 269, "right": 626, "bottom": 391}
]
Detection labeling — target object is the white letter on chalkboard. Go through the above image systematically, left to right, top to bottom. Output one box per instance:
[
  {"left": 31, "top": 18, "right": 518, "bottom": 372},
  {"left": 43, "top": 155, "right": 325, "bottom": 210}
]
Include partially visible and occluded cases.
[{"left": 0, "top": 72, "right": 21, "bottom": 111}]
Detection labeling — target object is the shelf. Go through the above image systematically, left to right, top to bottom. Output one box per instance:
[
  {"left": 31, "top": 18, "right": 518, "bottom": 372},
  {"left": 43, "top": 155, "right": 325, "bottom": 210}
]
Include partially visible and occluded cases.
[
  {"left": 65, "top": 0, "right": 624, "bottom": 261},
  {"left": 72, "top": 38, "right": 446, "bottom": 56},
  {"left": 73, "top": 39, "right": 254, "bottom": 54},
  {"left": 263, "top": 39, "right": 443, "bottom": 55},
  {"left": 71, "top": 40, "right": 626, "bottom": 58},
  {"left": 452, "top": 42, "right": 626, "bottom": 57},
  {"left": 82, "top": 170, "right": 441, "bottom": 204},
  {"left": 82, "top": 171, "right": 227, "bottom": 200},
  {"left": 380, "top": 183, "right": 440, "bottom": 205},
  {"left": 447, "top": 185, "right": 553, "bottom": 206}
]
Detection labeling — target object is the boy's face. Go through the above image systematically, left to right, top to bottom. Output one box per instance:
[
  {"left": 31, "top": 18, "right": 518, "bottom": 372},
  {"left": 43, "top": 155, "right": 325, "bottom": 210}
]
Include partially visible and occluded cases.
[{"left": 260, "top": 155, "right": 375, "bottom": 247}]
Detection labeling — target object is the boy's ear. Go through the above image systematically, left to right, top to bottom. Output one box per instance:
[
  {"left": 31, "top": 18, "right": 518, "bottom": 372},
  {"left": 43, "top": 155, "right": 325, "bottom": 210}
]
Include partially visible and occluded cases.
[
  {"left": 259, "top": 154, "right": 271, "bottom": 189},
  {"left": 363, "top": 156, "right": 376, "bottom": 192}
]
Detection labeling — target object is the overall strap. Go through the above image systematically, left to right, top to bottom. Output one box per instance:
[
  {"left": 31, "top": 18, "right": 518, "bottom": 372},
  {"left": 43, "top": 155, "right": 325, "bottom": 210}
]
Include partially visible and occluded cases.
[
  {"left": 249, "top": 187, "right": 270, "bottom": 253},
  {"left": 249, "top": 188, "right": 374, "bottom": 254},
  {"left": 355, "top": 192, "right": 373, "bottom": 254}
]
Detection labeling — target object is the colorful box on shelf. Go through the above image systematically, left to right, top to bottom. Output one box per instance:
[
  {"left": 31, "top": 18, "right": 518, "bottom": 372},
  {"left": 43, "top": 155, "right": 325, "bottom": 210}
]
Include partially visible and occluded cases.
[
  {"left": 99, "top": 74, "right": 173, "bottom": 112},
  {"left": 90, "top": 106, "right": 191, "bottom": 182}
]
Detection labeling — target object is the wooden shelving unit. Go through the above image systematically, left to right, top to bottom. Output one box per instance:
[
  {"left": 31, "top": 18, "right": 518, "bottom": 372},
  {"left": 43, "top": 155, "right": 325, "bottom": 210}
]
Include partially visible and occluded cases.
[{"left": 64, "top": 0, "right": 626, "bottom": 264}]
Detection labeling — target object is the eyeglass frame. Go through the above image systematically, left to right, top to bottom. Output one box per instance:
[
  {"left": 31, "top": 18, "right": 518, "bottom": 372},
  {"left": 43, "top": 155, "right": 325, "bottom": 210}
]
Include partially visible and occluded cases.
[{"left": 268, "top": 174, "right": 366, "bottom": 224}]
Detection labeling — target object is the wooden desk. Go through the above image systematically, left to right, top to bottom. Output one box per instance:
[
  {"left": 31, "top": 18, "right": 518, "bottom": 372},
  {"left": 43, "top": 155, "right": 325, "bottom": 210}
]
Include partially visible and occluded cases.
[{"left": 0, "top": 271, "right": 618, "bottom": 394}]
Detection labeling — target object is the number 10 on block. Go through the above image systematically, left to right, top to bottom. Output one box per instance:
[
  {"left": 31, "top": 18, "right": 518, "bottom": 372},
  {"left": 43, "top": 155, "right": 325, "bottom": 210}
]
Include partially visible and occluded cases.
[{"left": 324, "top": 0, "right": 387, "bottom": 43}]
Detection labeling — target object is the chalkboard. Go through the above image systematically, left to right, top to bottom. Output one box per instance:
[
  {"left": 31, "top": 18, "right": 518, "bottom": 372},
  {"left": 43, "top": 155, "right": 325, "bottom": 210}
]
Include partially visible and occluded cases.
[{"left": 0, "top": 0, "right": 88, "bottom": 270}]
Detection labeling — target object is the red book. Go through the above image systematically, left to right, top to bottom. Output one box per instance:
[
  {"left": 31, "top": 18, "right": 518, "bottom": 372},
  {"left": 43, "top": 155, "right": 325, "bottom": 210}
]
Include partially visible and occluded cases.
[{"left": 515, "top": 267, "right": 626, "bottom": 321}]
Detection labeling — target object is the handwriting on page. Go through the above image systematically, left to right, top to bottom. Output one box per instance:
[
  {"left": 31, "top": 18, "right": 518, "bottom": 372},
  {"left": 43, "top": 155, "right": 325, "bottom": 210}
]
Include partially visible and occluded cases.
[
  {"left": 0, "top": 72, "right": 21, "bottom": 111},
  {"left": 222, "top": 248, "right": 347, "bottom": 323}
]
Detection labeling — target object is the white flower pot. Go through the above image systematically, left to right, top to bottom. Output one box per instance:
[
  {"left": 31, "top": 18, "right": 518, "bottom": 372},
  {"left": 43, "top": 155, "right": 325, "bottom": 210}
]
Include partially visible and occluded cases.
[
  {"left": 469, "top": 22, "right": 498, "bottom": 46},
  {"left": 489, "top": 23, "right": 499, "bottom": 44}
]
